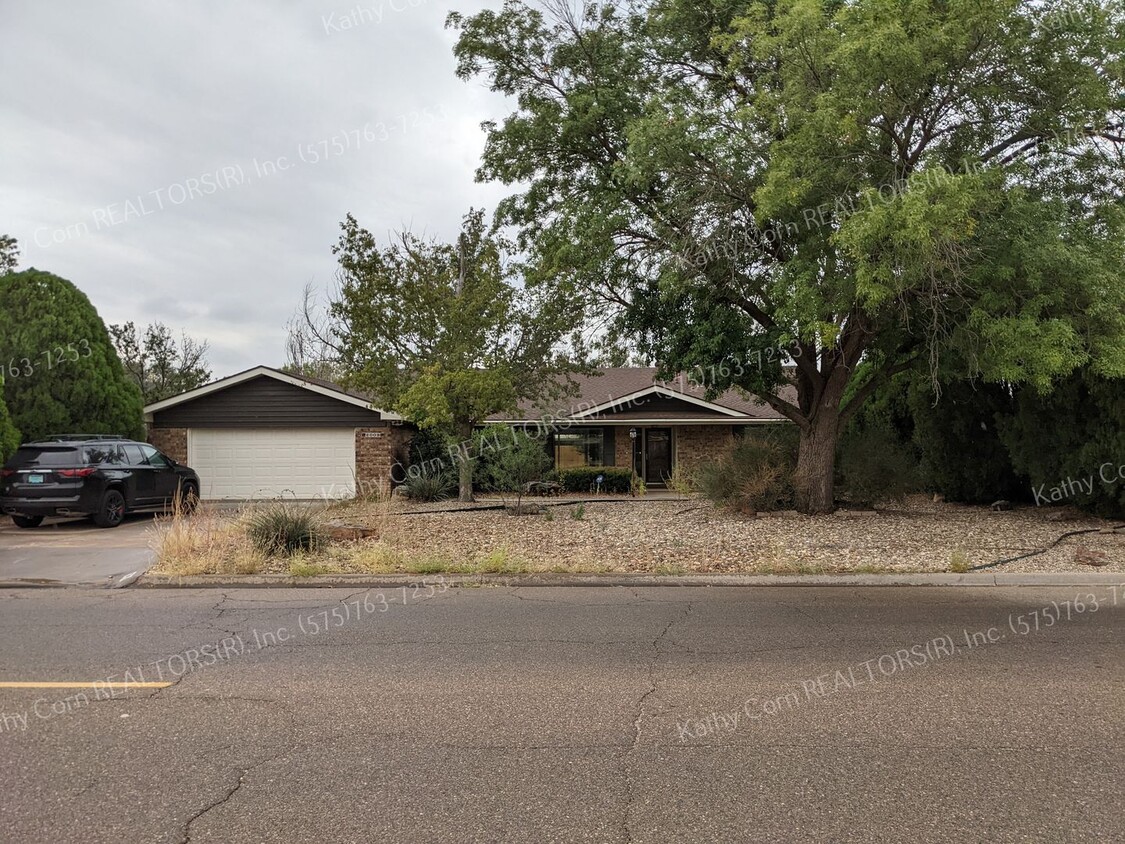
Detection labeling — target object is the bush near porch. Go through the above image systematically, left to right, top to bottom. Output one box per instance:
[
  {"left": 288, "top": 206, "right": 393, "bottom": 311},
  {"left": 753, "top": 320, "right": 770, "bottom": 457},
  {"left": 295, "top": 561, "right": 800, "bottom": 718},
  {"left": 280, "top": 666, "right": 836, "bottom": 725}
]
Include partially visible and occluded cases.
[{"left": 556, "top": 466, "right": 634, "bottom": 494}]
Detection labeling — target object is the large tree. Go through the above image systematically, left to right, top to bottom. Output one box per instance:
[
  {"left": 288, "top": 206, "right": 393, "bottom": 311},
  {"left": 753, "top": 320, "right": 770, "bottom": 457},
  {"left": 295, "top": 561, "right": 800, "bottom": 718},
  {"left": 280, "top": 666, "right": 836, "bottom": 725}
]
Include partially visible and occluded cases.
[
  {"left": 450, "top": 0, "right": 1125, "bottom": 512},
  {"left": 307, "top": 209, "right": 584, "bottom": 500},
  {"left": 0, "top": 235, "right": 18, "bottom": 276},
  {"left": 0, "top": 269, "right": 144, "bottom": 442},
  {"left": 109, "top": 321, "right": 211, "bottom": 405},
  {"left": 0, "top": 381, "right": 19, "bottom": 462}
]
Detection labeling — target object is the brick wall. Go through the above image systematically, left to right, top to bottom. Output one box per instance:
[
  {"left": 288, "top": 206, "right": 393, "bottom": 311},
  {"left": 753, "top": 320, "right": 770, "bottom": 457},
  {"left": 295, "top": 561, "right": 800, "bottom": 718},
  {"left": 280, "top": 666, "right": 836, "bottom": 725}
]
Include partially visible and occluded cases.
[
  {"left": 355, "top": 425, "right": 414, "bottom": 497},
  {"left": 675, "top": 425, "right": 735, "bottom": 475},
  {"left": 148, "top": 427, "right": 188, "bottom": 464},
  {"left": 614, "top": 428, "right": 634, "bottom": 472}
]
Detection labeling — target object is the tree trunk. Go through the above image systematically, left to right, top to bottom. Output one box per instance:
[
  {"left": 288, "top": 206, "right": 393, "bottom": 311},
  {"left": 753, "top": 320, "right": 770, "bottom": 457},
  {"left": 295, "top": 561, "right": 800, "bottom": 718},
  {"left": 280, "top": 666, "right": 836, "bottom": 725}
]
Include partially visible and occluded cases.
[
  {"left": 793, "top": 406, "right": 840, "bottom": 515},
  {"left": 456, "top": 423, "right": 474, "bottom": 502},
  {"left": 457, "top": 456, "right": 474, "bottom": 502}
]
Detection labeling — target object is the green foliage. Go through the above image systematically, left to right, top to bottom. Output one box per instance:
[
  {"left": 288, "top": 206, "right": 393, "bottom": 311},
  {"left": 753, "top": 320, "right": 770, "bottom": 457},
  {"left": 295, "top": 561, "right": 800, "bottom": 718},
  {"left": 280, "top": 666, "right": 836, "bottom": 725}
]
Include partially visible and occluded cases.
[
  {"left": 450, "top": 0, "right": 1125, "bottom": 512},
  {"left": 321, "top": 208, "right": 585, "bottom": 499},
  {"left": 0, "top": 235, "right": 18, "bottom": 275},
  {"left": 0, "top": 269, "right": 144, "bottom": 442},
  {"left": 109, "top": 321, "right": 211, "bottom": 405},
  {"left": 838, "top": 368, "right": 922, "bottom": 505},
  {"left": 999, "top": 370, "right": 1125, "bottom": 518},
  {"left": 909, "top": 380, "right": 1026, "bottom": 504},
  {"left": 0, "top": 388, "right": 19, "bottom": 462},
  {"left": 836, "top": 422, "right": 922, "bottom": 507},
  {"left": 407, "top": 426, "right": 451, "bottom": 471},
  {"left": 473, "top": 426, "right": 552, "bottom": 508},
  {"left": 695, "top": 434, "right": 795, "bottom": 511},
  {"left": 401, "top": 465, "right": 457, "bottom": 502},
  {"left": 557, "top": 466, "right": 634, "bottom": 494},
  {"left": 570, "top": 503, "right": 585, "bottom": 520},
  {"left": 246, "top": 504, "right": 324, "bottom": 557}
]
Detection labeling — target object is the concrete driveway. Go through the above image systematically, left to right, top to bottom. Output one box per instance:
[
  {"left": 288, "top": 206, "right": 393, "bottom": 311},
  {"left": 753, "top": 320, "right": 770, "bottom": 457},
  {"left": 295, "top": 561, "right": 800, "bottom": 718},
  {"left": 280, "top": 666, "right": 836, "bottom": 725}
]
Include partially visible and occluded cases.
[{"left": 0, "top": 515, "right": 156, "bottom": 587}]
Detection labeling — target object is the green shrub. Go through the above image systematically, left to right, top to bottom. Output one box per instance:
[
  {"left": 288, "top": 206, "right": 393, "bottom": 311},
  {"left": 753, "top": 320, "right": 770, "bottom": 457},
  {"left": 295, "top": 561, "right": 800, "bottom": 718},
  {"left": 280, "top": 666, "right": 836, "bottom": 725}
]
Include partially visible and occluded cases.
[
  {"left": 999, "top": 370, "right": 1125, "bottom": 517},
  {"left": 909, "top": 379, "right": 1026, "bottom": 504},
  {"left": 0, "top": 390, "right": 18, "bottom": 463},
  {"left": 836, "top": 422, "right": 921, "bottom": 506},
  {"left": 407, "top": 426, "right": 450, "bottom": 468},
  {"left": 475, "top": 428, "right": 552, "bottom": 512},
  {"left": 695, "top": 433, "right": 795, "bottom": 511},
  {"left": 401, "top": 465, "right": 456, "bottom": 502},
  {"left": 557, "top": 466, "right": 634, "bottom": 493},
  {"left": 571, "top": 503, "right": 585, "bottom": 520},
  {"left": 247, "top": 504, "right": 323, "bottom": 556}
]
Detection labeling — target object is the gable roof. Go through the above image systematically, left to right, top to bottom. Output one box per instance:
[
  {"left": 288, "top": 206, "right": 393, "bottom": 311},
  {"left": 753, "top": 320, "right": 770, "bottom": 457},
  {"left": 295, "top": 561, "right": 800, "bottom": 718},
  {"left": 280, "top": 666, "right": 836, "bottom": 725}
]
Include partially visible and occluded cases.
[
  {"left": 142, "top": 365, "right": 402, "bottom": 420},
  {"left": 487, "top": 367, "right": 795, "bottom": 424}
]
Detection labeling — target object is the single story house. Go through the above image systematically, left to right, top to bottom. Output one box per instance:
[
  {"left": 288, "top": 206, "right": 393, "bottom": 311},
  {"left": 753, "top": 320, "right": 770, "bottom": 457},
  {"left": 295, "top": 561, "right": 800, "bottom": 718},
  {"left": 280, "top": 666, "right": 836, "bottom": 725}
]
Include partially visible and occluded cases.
[
  {"left": 144, "top": 365, "right": 792, "bottom": 500},
  {"left": 487, "top": 367, "right": 793, "bottom": 488}
]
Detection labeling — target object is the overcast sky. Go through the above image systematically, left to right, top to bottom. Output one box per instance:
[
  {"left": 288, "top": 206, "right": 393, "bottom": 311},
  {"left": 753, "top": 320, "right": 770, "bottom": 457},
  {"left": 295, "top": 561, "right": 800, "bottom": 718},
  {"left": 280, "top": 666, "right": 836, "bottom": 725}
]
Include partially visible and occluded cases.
[{"left": 1, "top": 0, "right": 511, "bottom": 377}]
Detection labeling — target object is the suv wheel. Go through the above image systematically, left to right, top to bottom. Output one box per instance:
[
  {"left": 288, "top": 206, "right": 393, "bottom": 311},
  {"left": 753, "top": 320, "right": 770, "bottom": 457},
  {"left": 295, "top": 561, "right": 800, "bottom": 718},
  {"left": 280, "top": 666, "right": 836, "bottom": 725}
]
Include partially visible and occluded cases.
[
  {"left": 179, "top": 482, "right": 199, "bottom": 515},
  {"left": 93, "top": 489, "right": 126, "bottom": 528},
  {"left": 11, "top": 515, "right": 44, "bottom": 529}
]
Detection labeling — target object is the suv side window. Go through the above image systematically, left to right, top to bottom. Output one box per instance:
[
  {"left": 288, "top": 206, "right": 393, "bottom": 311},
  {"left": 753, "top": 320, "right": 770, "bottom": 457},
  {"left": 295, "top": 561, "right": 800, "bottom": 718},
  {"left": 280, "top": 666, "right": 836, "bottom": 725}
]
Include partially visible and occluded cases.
[
  {"left": 121, "top": 444, "right": 147, "bottom": 466},
  {"left": 139, "top": 444, "right": 171, "bottom": 468},
  {"left": 84, "top": 445, "right": 124, "bottom": 465}
]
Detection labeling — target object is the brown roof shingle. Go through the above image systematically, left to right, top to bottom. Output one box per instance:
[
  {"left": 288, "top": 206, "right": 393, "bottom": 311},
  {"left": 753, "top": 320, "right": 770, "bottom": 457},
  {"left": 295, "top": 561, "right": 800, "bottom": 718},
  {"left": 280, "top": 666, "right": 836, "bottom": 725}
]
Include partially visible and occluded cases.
[{"left": 487, "top": 367, "right": 794, "bottom": 423}]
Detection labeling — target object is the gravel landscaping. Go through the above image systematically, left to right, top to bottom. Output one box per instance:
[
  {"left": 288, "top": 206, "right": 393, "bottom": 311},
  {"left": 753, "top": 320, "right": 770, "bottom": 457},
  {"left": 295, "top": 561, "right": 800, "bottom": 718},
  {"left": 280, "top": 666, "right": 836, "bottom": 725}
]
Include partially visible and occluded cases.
[
  {"left": 150, "top": 494, "right": 1124, "bottom": 577},
  {"left": 316, "top": 494, "right": 1124, "bottom": 575}
]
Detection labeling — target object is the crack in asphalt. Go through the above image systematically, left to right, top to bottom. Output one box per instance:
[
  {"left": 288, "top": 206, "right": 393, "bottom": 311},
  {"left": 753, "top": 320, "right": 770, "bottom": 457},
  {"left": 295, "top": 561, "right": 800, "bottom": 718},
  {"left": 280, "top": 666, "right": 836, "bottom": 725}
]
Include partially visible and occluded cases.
[
  {"left": 621, "top": 601, "right": 693, "bottom": 843},
  {"left": 179, "top": 725, "right": 380, "bottom": 842},
  {"left": 180, "top": 751, "right": 279, "bottom": 844}
]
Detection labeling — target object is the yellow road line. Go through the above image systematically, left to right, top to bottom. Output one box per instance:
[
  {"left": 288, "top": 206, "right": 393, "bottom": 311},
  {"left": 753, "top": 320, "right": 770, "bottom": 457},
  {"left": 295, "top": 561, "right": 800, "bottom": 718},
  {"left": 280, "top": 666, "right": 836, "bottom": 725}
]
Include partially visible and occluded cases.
[{"left": 0, "top": 682, "right": 172, "bottom": 689}]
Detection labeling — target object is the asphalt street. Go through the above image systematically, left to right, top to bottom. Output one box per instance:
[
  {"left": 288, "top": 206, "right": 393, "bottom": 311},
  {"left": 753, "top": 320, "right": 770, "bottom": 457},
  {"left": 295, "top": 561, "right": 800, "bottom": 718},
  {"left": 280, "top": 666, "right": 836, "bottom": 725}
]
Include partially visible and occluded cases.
[{"left": 0, "top": 585, "right": 1121, "bottom": 843}]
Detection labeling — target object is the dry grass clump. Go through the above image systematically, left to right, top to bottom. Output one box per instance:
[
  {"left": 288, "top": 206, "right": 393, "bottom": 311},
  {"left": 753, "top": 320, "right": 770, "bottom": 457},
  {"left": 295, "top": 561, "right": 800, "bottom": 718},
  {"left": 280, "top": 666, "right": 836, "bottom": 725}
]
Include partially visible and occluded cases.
[{"left": 151, "top": 506, "right": 266, "bottom": 576}]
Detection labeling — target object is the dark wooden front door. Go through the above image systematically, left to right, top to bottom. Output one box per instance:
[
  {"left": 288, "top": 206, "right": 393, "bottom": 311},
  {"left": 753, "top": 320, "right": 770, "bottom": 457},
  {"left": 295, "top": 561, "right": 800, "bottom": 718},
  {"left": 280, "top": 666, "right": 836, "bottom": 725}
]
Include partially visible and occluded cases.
[{"left": 644, "top": 428, "right": 672, "bottom": 485}]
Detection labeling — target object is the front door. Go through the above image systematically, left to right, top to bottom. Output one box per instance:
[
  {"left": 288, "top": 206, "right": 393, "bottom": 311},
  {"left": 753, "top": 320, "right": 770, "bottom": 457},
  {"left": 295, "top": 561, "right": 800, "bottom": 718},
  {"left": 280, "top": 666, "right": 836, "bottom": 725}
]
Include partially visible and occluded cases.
[{"left": 643, "top": 428, "right": 673, "bottom": 486}]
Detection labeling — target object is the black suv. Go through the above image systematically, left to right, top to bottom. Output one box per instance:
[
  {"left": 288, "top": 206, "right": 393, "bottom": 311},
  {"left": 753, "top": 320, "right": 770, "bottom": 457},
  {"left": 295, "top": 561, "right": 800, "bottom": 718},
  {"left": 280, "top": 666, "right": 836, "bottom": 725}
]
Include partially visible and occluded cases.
[{"left": 0, "top": 436, "right": 200, "bottom": 529}]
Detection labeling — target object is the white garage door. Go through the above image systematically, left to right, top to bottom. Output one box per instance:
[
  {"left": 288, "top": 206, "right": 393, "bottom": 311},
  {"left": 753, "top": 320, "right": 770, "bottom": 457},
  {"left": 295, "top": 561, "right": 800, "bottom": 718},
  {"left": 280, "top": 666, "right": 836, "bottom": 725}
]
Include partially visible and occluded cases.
[{"left": 189, "top": 428, "right": 356, "bottom": 500}]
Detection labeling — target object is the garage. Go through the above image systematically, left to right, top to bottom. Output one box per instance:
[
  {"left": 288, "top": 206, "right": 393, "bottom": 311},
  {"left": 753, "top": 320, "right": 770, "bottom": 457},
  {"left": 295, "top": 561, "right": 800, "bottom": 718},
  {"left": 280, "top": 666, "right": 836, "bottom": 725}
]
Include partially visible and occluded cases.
[
  {"left": 143, "top": 366, "right": 410, "bottom": 501},
  {"left": 189, "top": 428, "right": 356, "bottom": 500}
]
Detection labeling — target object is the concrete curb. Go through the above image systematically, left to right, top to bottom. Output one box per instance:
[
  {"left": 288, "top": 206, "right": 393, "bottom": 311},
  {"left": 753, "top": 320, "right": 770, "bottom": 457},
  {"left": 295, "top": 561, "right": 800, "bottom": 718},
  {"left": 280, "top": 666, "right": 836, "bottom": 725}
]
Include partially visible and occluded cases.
[
  {"left": 0, "top": 568, "right": 146, "bottom": 590},
  {"left": 130, "top": 572, "right": 1125, "bottom": 589}
]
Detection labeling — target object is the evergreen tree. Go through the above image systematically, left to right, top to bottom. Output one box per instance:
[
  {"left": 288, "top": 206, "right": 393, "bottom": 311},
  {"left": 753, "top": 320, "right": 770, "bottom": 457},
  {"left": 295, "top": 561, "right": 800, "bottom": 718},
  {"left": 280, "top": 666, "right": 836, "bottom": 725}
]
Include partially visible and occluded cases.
[
  {"left": 0, "top": 269, "right": 144, "bottom": 442},
  {"left": 1000, "top": 371, "right": 1125, "bottom": 517},
  {"left": 0, "top": 382, "right": 19, "bottom": 462}
]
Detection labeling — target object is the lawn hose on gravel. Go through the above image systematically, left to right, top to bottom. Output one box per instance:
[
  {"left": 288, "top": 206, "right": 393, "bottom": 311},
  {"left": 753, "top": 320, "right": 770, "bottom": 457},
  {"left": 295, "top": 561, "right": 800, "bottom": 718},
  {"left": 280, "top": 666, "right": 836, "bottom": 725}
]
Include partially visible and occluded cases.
[{"left": 969, "top": 525, "right": 1125, "bottom": 571}]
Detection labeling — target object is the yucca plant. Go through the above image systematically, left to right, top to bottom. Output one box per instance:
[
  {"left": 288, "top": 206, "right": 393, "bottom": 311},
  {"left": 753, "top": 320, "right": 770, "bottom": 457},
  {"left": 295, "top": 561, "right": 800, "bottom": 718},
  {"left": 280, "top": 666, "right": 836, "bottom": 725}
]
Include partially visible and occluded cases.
[
  {"left": 401, "top": 466, "right": 456, "bottom": 502},
  {"left": 246, "top": 503, "right": 323, "bottom": 556}
]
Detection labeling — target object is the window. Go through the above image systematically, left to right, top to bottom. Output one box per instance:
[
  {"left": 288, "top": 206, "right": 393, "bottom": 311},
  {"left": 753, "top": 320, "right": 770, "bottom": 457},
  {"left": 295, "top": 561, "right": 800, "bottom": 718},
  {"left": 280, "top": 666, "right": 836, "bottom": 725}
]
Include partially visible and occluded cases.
[
  {"left": 553, "top": 430, "right": 605, "bottom": 468},
  {"left": 121, "top": 444, "right": 147, "bottom": 466},
  {"left": 139, "top": 444, "right": 171, "bottom": 467},
  {"left": 84, "top": 445, "right": 124, "bottom": 465},
  {"left": 10, "top": 447, "right": 82, "bottom": 468}
]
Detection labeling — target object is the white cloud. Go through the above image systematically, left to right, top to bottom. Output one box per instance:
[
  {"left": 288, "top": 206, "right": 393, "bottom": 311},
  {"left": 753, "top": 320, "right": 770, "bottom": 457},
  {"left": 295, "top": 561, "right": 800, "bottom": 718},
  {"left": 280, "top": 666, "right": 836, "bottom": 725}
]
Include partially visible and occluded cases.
[{"left": 0, "top": 0, "right": 513, "bottom": 377}]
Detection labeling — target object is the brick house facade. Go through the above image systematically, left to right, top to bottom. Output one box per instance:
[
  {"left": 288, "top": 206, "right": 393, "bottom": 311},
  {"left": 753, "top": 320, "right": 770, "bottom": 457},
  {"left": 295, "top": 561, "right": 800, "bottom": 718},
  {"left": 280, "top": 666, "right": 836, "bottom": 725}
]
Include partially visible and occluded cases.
[{"left": 354, "top": 425, "right": 414, "bottom": 497}]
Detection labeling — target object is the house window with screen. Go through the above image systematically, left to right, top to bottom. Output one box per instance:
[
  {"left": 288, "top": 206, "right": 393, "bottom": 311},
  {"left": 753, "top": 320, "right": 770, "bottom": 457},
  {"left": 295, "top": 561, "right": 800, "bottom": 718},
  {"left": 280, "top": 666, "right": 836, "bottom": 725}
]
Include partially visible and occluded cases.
[{"left": 553, "top": 430, "right": 605, "bottom": 468}]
